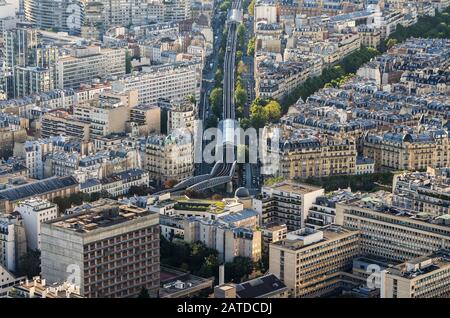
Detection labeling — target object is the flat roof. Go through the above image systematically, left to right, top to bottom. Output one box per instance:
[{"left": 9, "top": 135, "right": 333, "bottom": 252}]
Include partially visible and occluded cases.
[
  {"left": 264, "top": 181, "right": 323, "bottom": 194},
  {"left": 48, "top": 199, "right": 155, "bottom": 233}
]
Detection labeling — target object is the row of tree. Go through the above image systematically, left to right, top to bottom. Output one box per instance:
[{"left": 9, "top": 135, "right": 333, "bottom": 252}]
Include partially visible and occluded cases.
[
  {"left": 388, "top": 7, "right": 450, "bottom": 43},
  {"left": 281, "top": 46, "right": 380, "bottom": 112},
  {"left": 240, "top": 97, "right": 282, "bottom": 130},
  {"left": 304, "top": 172, "right": 395, "bottom": 192}
]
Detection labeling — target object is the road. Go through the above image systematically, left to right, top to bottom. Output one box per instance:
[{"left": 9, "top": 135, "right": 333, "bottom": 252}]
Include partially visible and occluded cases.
[{"left": 158, "top": 0, "right": 243, "bottom": 194}]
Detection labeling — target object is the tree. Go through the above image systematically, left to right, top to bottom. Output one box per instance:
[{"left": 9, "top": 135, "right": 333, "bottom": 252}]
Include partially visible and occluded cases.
[
  {"left": 219, "top": 0, "right": 232, "bottom": 11},
  {"left": 248, "top": 0, "right": 256, "bottom": 16},
  {"left": 237, "top": 23, "right": 246, "bottom": 50},
  {"left": 247, "top": 36, "right": 256, "bottom": 56},
  {"left": 386, "top": 38, "right": 398, "bottom": 49},
  {"left": 125, "top": 51, "right": 132, "bottom": 74},
  {"left": 237, "top": 60, "right": 248, "bottom": 76},
  {"left": 214, "top": 68, "right": 223, "bottom": 86},
  {"left": 234, "top": 86, "right": 247, "bottom": 110},
  {"left": 209, "top": 87, "right": 223, "bottom": 118},
  {"left": 188, "top": 94, "right": 196, "bottom": 106},
  {"left": 265, "top": 100, "right": 281, "bottom": 122},
  {"left": 250, "top": 104, "right": 269, "bottom": 129},
  {"left": 164, "top": 179, "right": 179, "bottom": 189},
  {"left": 18, "top": 250, "right": 41, "bottom": 278},
  {"left": 225, "top": 257, "right": 254, "bottom": 283},
  {"left": 138, "top": 287, "right": 150, "bottom": 298}
]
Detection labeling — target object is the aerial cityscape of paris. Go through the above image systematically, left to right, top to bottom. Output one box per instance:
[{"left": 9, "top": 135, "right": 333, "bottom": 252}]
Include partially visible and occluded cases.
[{"left": 0, "top": 0, "right": 449, "bottom": 307}]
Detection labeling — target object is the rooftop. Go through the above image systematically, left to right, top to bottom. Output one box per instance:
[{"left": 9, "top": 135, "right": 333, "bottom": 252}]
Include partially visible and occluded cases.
[
  {"left": 0, "top": 176, "right": 79, "bottom": 202},
  {"left": 263, "top": 180, "right": 323, "bottom": 195},
  {"left": 48, "top": 199, "right": 156, "bottom": 234},
  {"left": 236, "top": 274, "right": 287, "bottom": 298}
]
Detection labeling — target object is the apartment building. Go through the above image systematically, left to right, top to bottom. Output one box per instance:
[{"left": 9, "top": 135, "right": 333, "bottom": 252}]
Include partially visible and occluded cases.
[
  {"left": 24, "top": 0, "right": 84, "bottom": 35},
  {"left": 3, "top": 23, "right": 58, "bottom": 98},
  {"left": 57, "top": 46, "right": 126, "bottom": 89},
  {"left": 111, "top": 61, "right": 200, "bottom": 106},
  {"left": 74, "top": 97, "right": 130, "bottom": 138},
  {"left": 164, "top": 99, "right": 196, "bottom": 134},
  {"left": 129, "top": 104, "right": 161, "bottom": 136},
  {"left": 41, "top": 112, "right": 91, "bottom": 142},
  {"left": 363, "top": 131, "right": 450, "bottom": 172},
  {"left": 137, "top": 133, "right": 194, "bottom": 185},
  {"left": 277, "top": 136, "right": 357, "bottom": 179},
  {"left": 81, "top": 169, "right": 149, "bottom": 197},
  {"left": 392, "top": 169, "right": 450, "bottom": 216},
  {"left": 253, "top": 181, "right": 324, "bottom": 230},
  {"left": 305, "top": 189, "right": 356, "bottom": 229},
  {"left": 336, "top": 194, "right": 450, "bottom": 262},
  {"left": 14, "top": 199, "right": 58, "bottom": 251},
  {"left": 41, "top": 199, "right": 160, "bottom": 298},
  {"left": 0, "top": 213, "right": 27, "bottom": 272},
  {"left": 184, "top": 217, "right": 262, "bottom": 263},
  {"left": 269, "top": 225, "right": 360, "bottom": 298},
  {"left": 381, "top": 251, "right": 450, "bottom": 298},
  {"left": 0, "top": 264, "right": 25, "bottom": 297}
]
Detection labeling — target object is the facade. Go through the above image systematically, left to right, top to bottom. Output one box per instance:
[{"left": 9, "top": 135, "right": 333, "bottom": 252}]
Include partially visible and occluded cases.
[
  {"left": 24, "top": 0, "right": 84, "bottom": 35},
  {"left": 3, "top": 23, "right": 58, "bottom": 98},
  {"left": 57, "top": 46, "right": 126, "bottom": 89},
  {"left": 111, "top": 61, "right": 200, "bottom": 105},
  {"left": 129, "top": 104, "right": 161, "bottom": 135},
  {"left": 41, "top": 112, "right": 91, "bottom": 142},
  {"left": 0, "top": 124, "right": 27, "bottom": 160},
  {"left": 363, "top": 131, "right": 450, "bottom": 172},
  {"left": 137, "top": 133, "right": 194, "bottom": 185},
  {"left": 278, "top": 136, "right": 357, "bottom": 179},
  {"left": 355, "top": 157, "right": 375, "bottom": 175},
  {"left": 81, "top": 168, "right": 149, "bottom": 197},
  {"left": 392, "top": 168, "right": 450, "bottom": 216},
  {"left": 253, "top": 181, "right": 324, "bottom": 230},
  {"left": 336, "top": 195, "right": 450, "bottom": 262},
  {"left": 14, "top": 198, "right": 58, "bottom": 251},
  {"left": 40, "top": 199, "right": 160, "bottom": 298},
  {"left": 0, "top": 213, "right": 27, "bottom": 272},
  {"left": 184, "top": 217, "right": 262, "bottom": 263},
  {"left": 269, "top": 225, "right": 360, "bottom": 298},
  {"left": 0, "top": 264, "right": 25, "bottom": 297}
]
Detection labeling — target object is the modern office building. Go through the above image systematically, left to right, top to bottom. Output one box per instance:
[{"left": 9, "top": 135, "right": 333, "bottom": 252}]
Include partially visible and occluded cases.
[
  {"left": 24, "top": 0, "right": 85, "bottom": 35},
  {"left": 3, "top": 22, "right": 58, "bottom": 98},
  {"left": 57, "top": 46, "right": 126, "bottom": 89},
  {"left": 111, "top": 61, "right": 200, "bottom": 105},
  {"left": 253, "top": 181, "right": 324, "bottom": 230},
  {"left": 336, "top": 194, "right": 450, "bottom": 262},
  {"left": 14, "top": 198, "right": 58, "bottom": 251},
  {"left": 41, "top": 199, "right": 160, "bottom": 298},
  {"left": 0, "top": 213, "right": 27, "bottom": 272},
  {"left": 269, "top": 225, "right": 360, "bottom": 298},
  {"left": 381, "top": 251, "right": 450, "bottom": 298}
]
